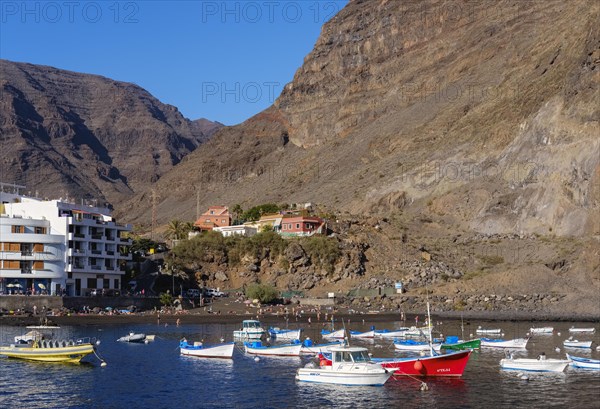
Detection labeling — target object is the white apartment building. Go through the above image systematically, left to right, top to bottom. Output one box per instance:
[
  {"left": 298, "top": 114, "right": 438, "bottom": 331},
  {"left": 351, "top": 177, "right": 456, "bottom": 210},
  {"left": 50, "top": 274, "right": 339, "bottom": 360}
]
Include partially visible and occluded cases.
[{"left": 0, "top": 189, "right": 131, "bottom": 296}]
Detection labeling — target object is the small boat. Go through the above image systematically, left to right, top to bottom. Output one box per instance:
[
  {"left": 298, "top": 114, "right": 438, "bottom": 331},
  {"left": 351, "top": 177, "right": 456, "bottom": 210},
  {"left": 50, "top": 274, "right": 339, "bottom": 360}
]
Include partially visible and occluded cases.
[
  {"left": 233, "top": 320, "right": 266, "bottom": 339},
  {"left": 26, "top": 325, "right": 61, "bottom": 329},
  {"left": 403, "top": 326, "right": 433, "bottom": 337},
  {"left": 268, "top": 327, "right": 302, "bottom": 341},
  {"left": 476, "top": 327, "right": 502, "bottom": 335},
  {"left": 530, "top": 327, "right": 554, "bottom": 334},
  {"left": 569, "top": 327, "right": 596, "bottom": 334},
  {"left": 374, "top": 328, "right": 410, "bottom": 338},
  {"left": 320, "top": 329, "right": 346, "bottom": 339},
  {"left": 349, "top": 329, "right": 375, "bottom": 339},
  {"left": 14, "top": 330, "right": 45, "bottom": 344},
  {"left": 117, "top": 332, "right": 146, "bottom": 343},
  {"left": 441, "top": 336, "right": 481, "bottom": 351},
  {"left": 0, "top": 338, "right": 96, "bottom": 363},
  {"left": 299, "top": 338, "right": 344, "bottom": 355},
  {"left": 481, "top": 338, "right": 529, "bottom": 349},
  {"left": 179, "top": 339, "right": 234, "bottom": 359},
  {"left": 394, "top": 339, "right": 442, "bottom": 352},
  {"left": 563, "top": 339, "right": 593, "bottom": 349},
  {"left": 244, "top": 340, "right": 302, "bottom": 357},
  {"left": 296, "top": 346, "right": 395, "bottom": 386},
  {"left": 375, "top": 350, "right": 472, "bottom": 377},
  {"left": 500, "top": 353, "right": 569, "bottom": 372},
  {"left": 566, "top": 354, "right": 600, "bottom": 370}
]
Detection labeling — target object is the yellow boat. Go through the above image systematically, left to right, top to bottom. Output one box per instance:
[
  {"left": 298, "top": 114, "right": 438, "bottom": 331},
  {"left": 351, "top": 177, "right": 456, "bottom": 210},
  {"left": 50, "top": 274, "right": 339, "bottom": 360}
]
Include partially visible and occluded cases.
[{"left": 0, "top": 339, "right": 96, "bottom": 364}]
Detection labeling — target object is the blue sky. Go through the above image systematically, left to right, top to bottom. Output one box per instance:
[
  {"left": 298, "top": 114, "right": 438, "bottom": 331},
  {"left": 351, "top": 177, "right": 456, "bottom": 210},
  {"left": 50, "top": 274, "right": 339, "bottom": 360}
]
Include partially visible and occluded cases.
[{"left": 0, "top": 1, "right": 347, "bottom": 125}]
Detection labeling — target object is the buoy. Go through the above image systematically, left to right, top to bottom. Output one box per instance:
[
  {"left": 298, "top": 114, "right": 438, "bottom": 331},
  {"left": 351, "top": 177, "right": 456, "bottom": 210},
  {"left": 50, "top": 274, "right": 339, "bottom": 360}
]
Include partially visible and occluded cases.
[
  {"left": 557, "top": 332, "right": 561, "bottom": 336},
  {"left": 470, "top": 333, "right": 473, "bottom": 338},
  {"left": 502, "top": 333, "right": 505, "bottom": 337},
  {"left": 220, "top": 338, "right": 225, "bottom": 343},
  {"left": 144, "top": 339, "right": 149, "bottom": 344},
  {"left": 96, "top": 340, "right": 101, "bottom": 346},
  {"left": 555, "top": 347, "right": 560, "bottom": 353},
  {"left": 254, "top": 357, "right": 260, "bottom": 362},
  {"left": 414, "top": 360, "right": 423, "bottom": 372},
  {"left": 101, "top": 362, "right": 107, "bottom": 367},
  {"left": 521, "top": 375, "right": 529, "bottom": 381},
  {"left": 420, "top": 382, "right": 429, "bottom": 391}
]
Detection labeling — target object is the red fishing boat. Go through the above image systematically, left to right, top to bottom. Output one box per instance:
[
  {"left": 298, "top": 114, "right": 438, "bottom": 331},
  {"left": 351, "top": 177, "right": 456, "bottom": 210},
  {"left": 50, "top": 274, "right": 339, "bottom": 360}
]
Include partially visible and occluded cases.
[{"left": 374, "top": 350, "right": 472, "bottom": 377}]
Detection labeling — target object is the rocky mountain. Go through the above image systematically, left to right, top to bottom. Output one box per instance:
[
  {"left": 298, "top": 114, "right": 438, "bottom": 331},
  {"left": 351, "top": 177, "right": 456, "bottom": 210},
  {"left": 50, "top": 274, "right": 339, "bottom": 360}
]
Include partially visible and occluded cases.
[
  {"left": 120, "top": 0, "right": 598, "bottom": 314},
  {"left": 124, "top": 0, "right": 599, "bottom": 238},
  {"left": 0, "top": 59, "right": 222, "bottom": 203}
]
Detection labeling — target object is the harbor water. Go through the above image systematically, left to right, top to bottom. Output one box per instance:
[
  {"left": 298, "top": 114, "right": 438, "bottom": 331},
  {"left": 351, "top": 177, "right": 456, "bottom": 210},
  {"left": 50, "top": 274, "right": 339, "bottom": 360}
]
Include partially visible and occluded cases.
[{"left": 0, "top": 320, "right": 598, "bottom": 408}]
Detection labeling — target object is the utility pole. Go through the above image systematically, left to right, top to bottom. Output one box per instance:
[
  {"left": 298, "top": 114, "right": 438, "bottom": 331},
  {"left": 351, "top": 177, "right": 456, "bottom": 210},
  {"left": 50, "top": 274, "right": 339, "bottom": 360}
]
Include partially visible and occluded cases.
[{"left": 151, "top": 189, "right": 157, "bottom": 241}]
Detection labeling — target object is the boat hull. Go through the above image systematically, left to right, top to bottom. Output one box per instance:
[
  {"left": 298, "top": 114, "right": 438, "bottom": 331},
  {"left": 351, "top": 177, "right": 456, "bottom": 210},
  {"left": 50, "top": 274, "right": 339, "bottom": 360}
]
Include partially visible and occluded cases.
[
  {"left": 530, "top": 327, "right": 554, "bottom": 334},
  {"left": 569, "top": 328, "right": 596, "bottom": 334},
  {"left": 268, "top": 329, "right": 302, "bottom": 340},
  {"left": 321, "top": 329, "right": 346, "bottom": 339},
  {"left": 375, "top": 329, "right": 409, "bottom": 338},
  {"left": 476, "top": 329, "right": 502, "bottom": 335},
  {"left": 233, "top": 330, "right": 265, "bottom": 339},
  {"left": 350, "top": 330, "right": 375, "bottom": 339},
  {"left": 117, "top": 333, "right": 146, "bottom": 343},
  {"left": 481, "top": 338, "right": 529, "bottom": 349},
  {"left": 442, "top": 339, "right": 481, "bottom": 350},
  {"left": 563, "top": 341, "right": 593, "bottom": 349},
  {"left": 180, "top": 342, "right": 235, "bottom": 359},
  {"left": 394, "top": 342, "right": 442, "bottom": 352},
  {"left": 245, "top": 343, "right": 302, "bottom": 357},
  {"left": 0, "top": 344, "right": 95, "bottom": 363},
  {"left": 378, "top": 350, "right": 472, "bottom": 377},
  {"left": 567, "top": 354, "right": 600, "bottom": 370},
  {"left": 500, "top": 358, "right": 569, "bottom": 372},
  {"left": 296, "top": 367, "right": 393, "bottom": 386}
]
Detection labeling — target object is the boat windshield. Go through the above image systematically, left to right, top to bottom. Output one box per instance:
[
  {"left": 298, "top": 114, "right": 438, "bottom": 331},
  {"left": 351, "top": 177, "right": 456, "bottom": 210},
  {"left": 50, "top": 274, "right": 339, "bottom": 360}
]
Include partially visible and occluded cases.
[
  {"left": 244, "top": 321, "right": 260, "bottom": 328},
  {"left": 334, "top": 351, "right": 370, "bottom": 363}
]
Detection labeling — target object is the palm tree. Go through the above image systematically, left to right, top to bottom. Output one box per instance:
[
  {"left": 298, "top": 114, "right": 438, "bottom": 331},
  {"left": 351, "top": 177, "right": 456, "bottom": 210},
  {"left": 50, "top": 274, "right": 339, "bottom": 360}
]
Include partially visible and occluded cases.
[
  {"left": 231, "top": 204, "right": 243, "bottom": 224},
  {"left": 166, "top": 219, "right": 193, "bottom": 242}
]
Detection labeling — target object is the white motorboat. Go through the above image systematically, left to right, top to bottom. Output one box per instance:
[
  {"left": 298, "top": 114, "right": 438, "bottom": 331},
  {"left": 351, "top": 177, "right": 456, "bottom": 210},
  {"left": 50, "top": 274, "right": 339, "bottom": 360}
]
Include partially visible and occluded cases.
[
  {"left": 233, "top": 320, "right": 266, "bottom": 340},
  {"left": 403, "top": 326, "right": 433, "bottom": 337},
  {"left": 268, "top": 327, "right": 302, "bottom": 341},
  {"left": 476, "top": 327, "right": 502, "bottom": 335},
  {"left": 529, "top": 327, "right": 554, "bottom": 334},
  {"left": 569, "top": 327, "right": 596, "bottom": 334},
  {"left": 321, "top": 328, "right": 346, "bottom": 339},
  {"left": 374, "top": 328, "right": 410, "bottom": 338},
  {"left": 349, "top": 329, "right": 375, "bottom": 339},
  {"left": 117, "top": 332, "right": 147, "bottom": 343},
  {"left": 481, "top": 337, "right": 529, "bottom": 349},
  {"left": 300, "top": 338, "right": 344, "bottom": 355},
  {"left": 179, "top": 339, "right": 234, "bottom": 359},
  {"left": 394, "top": 339, "right": 443, "bottom": 352},
  {"left": 563, "top": 339, "right": 593, "bottom": 349},
  {"left": 244, "top": 341, "right": 302, "bottom": 357},
  {"left": 296, "top": 346, "right": 395, "bottom": 386},
  {"left": 500, "top": 354, "right": 569, "bottom": 372},
  {"left": 567, "top": 354, "right": 600, "bottom": 370}
]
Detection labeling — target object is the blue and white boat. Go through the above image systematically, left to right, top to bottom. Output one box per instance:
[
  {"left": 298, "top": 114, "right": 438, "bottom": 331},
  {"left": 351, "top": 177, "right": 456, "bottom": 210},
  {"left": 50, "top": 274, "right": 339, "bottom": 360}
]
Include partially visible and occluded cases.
[
  {"left": 268, "top": 327, "right": 302, "bottom": 341},
  {"left": 321, "top": 328, "right": 346, "bottom": 339},
  {"left": 349, "top": 328, "right": 375, "bottom": 339},
  {"left": 374, "top": 328, "right": 410, "bottom": 338},
  {"left": 481, "top": 337, "right": 528, "bottom": 349},
  {"left": 299, "top": 338, "right": 344, "bottom": 355},
  {"left": 179, "top": 339, "right": 235, "bottom": 359},
  {"left": 394, "top": 339, "right": 442, "bottom": 352},
  {"left": 563, "top": 339, "right": 593, "bottom": 349},
  {"left": 244, "top": 340, "right": 302, "bottom": 356},
  {"left": 567, "top": 354, "right": 600, "bottom": 370}
]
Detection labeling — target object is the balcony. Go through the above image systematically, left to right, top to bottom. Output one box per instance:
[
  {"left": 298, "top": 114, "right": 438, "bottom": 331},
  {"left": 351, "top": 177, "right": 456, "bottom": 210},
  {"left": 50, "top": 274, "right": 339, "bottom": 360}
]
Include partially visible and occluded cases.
[
  {"left": 91, "top": 234, "right": 104, "bottom": 240},
  {"left": 90, "top": 249, "right": 102, "bottom": 255},
  {"left": 21, "top": 268, "right": 32, "bottom": 274}
]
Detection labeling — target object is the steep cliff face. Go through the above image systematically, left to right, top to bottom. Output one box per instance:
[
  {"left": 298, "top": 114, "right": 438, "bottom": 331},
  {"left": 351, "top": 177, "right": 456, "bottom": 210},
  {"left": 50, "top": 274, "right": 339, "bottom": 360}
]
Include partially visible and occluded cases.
[
  {"left": 124, "top": 0, "right": 599, "bottom": 242},
  {"left": 0, "top": 59, "right": 222, "bottom": 203}
]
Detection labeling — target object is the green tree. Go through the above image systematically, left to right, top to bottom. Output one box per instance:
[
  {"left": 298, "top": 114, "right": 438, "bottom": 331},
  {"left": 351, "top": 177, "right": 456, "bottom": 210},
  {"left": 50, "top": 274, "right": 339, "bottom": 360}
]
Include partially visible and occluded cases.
[
  {"left": 242, "top": 203, "right": 280, "bottom": 222},
  {"left": 231, "top": 204, "right": 244, "bottom": 223},
  {"left": 165, "top": 219, "right": 193, "bottom": 241},
  {"left": 245, "top": 283, "right": 279, "bottom": 304},
  {"left": 160, "top": 292, "right": 173, "bottom": 306}
]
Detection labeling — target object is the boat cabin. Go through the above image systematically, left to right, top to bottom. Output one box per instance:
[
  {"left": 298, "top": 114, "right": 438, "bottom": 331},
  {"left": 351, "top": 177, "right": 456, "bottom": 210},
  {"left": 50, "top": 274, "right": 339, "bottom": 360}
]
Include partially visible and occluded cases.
[
  {"left": 243, "top": 320, "right": 262, "bottom": 329},
  {"left": 330, "top": 347, "right": 371, "bottom": 364}
]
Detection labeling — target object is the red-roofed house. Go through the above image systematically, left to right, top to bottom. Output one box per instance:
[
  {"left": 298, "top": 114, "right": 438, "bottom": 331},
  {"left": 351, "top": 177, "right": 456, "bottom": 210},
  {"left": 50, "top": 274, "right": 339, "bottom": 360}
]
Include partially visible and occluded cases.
[
  {"left": 193, "top": 206, "right": 232, "bottom": 231},
  {"left": 280, "top": 216, "right": 325, "bottom": 237}
]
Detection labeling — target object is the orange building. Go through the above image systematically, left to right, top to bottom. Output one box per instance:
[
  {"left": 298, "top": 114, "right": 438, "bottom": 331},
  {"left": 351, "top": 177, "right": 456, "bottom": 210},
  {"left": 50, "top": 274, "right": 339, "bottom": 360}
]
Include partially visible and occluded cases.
[{"left": 193, "top": 206, "right": 232, "bottom": 231}]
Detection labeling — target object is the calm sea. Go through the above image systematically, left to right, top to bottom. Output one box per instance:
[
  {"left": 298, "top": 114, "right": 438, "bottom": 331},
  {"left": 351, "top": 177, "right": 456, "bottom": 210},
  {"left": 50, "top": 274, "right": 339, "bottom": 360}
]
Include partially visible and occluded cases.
[{"left": 0, "top": 320, "right": 598, "bottom": 409}]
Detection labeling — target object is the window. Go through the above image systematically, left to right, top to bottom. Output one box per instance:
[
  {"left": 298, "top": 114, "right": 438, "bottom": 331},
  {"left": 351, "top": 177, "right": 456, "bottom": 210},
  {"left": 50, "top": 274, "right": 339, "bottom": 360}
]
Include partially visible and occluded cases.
[
  {"left": 210, "top": 211, "right": 214, "bottom": 215},
  {"left": 205, "top": 219, "right": 211, "bottom": 223},
  {"left": 222, "top": 219, "right": 225, "bottom": 223},
  {"left": 296, "top": 223, "right": 300, "bottom": 229},
  {"left": 305, "top": 223, "right": 311, "bottom": 229},
  {"left": 11, "top": 225, "right": 24, "bottom": 234},
  {"left": 35, "top": 227, "right": 46, "bottom": 234}
]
